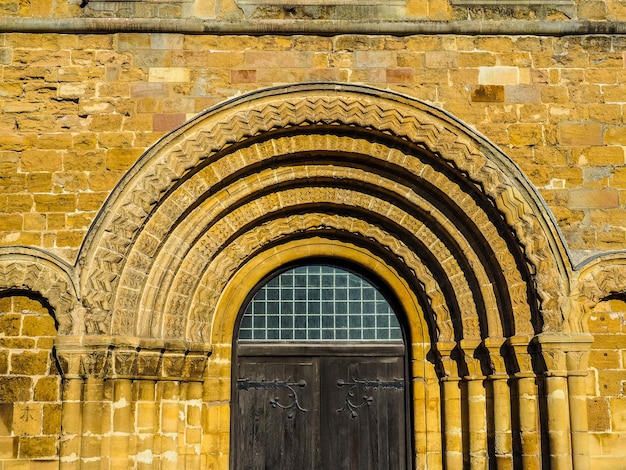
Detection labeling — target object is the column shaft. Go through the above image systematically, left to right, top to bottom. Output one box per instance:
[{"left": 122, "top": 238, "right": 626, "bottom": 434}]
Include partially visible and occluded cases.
[
  {"left": 568, "top": 374, "right": 590, "bottom": 470},
  {"left": 516, "top": 375, "right": 541, "bottom": 470},
  {"left": 545, "top": 375, "right": 572, "bottom": 470},
  {"left": 80, "top": 377, "right": 105, "bottom": 470},
  {"left": 491, "top": 377, "right": 513, "bottom": 470},
  {"left": 60, "top": 378, "right": 83, "bottom": 470},
  {"left": 467, "top": 378, "right": 487, "bottom": 470},
  {"left": 110, "top": 379, "right": 132, "bottom": 469},
  {"left": 442, "top": 379, "right": 463, "bottom": 470},
  {"left": 135, "top": 380, "right": 157, "bottom": 470},
  {"left": 160, "top": 381, "right": 181, "bottom": 470}
]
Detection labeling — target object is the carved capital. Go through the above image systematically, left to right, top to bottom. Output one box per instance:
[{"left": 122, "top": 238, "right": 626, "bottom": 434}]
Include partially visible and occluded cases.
[
  {"left": 536, "top": 333, "right": 593, "bottom": 377},
  {"left": 54, "top": 335, "right": 211, "bottom": 382},
  {"left": 507, "top": 335, "right": 535, "bottom": 375},
  {"left": 483, "top": 337, "right": 508, "bottom": 377},
  {"left": 459, "top": 339, "right": 486, "bottom": 380},
  {"left": 437, "top": 341, "right": 463, "bottom": 380},
  {"left": 55, "top": 344, "right": 110, "bottom": 379},
  {"left": 566, "top": 349, "right": 591, "bottom": 377}
]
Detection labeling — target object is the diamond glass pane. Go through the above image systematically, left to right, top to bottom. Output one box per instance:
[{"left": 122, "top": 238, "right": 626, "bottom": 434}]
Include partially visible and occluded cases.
[{"left": 239, "top": 265, "right": 402, "bottom": 341}]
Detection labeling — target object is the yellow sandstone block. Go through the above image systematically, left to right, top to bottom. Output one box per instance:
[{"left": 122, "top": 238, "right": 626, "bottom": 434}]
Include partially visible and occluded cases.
[
  {"left": 478, "top": 66, "right": 520, "bottom": 85},
  {"left": 149, "top": 67, "right": 190, "bottom": 83},
  {"left": 559, "top": 123, "right": 604, "bottom": 146}
]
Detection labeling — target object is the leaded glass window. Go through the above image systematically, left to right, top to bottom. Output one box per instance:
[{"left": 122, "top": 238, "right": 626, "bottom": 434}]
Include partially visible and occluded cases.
[{"left": 239, "top": 265, "right": 402, "bottom": 341}]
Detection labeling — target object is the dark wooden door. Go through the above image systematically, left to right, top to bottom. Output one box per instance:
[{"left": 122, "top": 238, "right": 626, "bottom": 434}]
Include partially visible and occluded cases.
[
  {"left": 234, "top": 345, "right": 407, "bottom": 470},
  {"left": 321, "top": 355, "right": 406, "bottom": 470},
  {"left": 235, "top": 357, "right": 321, "bottom": 469}
]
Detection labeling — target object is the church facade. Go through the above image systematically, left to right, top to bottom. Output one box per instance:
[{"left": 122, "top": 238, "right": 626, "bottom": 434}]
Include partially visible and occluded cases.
[{"left": 0, "top": 0, "right": 626, "bottom": 468}]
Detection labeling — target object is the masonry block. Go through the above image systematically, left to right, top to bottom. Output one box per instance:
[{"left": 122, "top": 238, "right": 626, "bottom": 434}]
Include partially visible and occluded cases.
[
  {"left": 478, "top": 66, "right": 520, "bottom": 85},
  {"left": 471, "top": 85, "right": 504, "bottom": 102},
  {"left": 559, "top": 123, "right": 604, "bottom": 146},
  {"left": 570, "top": 189, "right": 619, "bottom": 209}
]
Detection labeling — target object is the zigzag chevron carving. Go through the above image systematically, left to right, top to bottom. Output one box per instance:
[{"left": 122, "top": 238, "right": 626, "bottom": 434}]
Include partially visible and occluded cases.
[
  {"left": 78, "top": 85, "right": 566, "bottom": 338},
  {"left": 0, "top": 247, "right": 78, "bottom": 334}
]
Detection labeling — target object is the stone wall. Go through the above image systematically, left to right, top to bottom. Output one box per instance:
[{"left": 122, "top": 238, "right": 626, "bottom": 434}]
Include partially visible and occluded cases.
[
  {"left": 1, "top": 0, "right": 626, "bottom": 467},
  {"left": 3, "top": 0, "right": 626, "bottom": 22},
  {"left": 1, "top": 32, "right": 625, "bottom": 265},
  {"left": 0, "top": 295, "right": 61, "bottom": 468},
  {"left": 587, "top": 298, "right": 626, "bottom": 468}
]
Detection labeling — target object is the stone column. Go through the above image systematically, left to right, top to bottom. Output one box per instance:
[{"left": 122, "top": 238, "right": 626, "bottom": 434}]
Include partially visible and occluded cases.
[
  {"left": 538, "top": 334, "right": 573, "bottom": 470},
  {"left": 565, "top": 335, "right": 593, "bottom": 470},
  {"left": 509, "top": 336, "right": 541, "bottom": 470},
  {"left": 54, "top": 338, "right": 211, "bottom": 470},
  {"left": 484, "top": 338, "right": 513, "bottom": 470},
  {"left": 461, "top": 340, "right": 487, "bottom": 470},
  {"left": 55, "top": 341, "right": 109, "bottom": 470},
  {"left": 439, "top": 342, "right": 464, "bottom": 470},
  {"left": 411, "top": 344, "right": 435, "bottom": 469},
  {"left": 81, "top": 376, "right": 105, "bottom": 469},
  {"left": 59, "top": 378, "right": 83, "bottom": 470},
  {"left": 110, "top": 379, "right": 132, "bottom": 469},
  {"left": 135, "top": 380, "right": 157, "bottom": 470},
  {"left": 160, "top": 381, "right": 182, "bottom": 470},
  {"left": 183, "top": 381, "right": 204, "bottom": 468}
]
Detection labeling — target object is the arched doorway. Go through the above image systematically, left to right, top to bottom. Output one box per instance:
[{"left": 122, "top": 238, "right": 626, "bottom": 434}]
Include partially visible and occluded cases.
[
  {"left": 71, "top": 83, "right": 588, "bottom": 469},
  {"left": 232, "top": 262, "right": 410, "bottom": 469}
]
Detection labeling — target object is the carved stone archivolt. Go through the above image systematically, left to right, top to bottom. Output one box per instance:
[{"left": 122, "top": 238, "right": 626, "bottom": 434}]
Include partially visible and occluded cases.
[
  {"left": 0, "top": 83, "right": 604, "bottom": 470},
  {"left": 75, "top": 83, "right": 570, "bottom": 342},
  {"left": 0, "top": 85, "right": 576, "bottom": 366},
  {"left": 0, "top": 246, "right": 79, "bottom": 334},
  {"left": 572, "top": 253, "right": 626, "bottom": 331},
  {"left": 576, "top": 255, "right": 626, "bottom": 303}
]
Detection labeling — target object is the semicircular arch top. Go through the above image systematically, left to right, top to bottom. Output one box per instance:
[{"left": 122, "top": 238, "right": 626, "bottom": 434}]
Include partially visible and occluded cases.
[
  {"left": 76, "top": 83, "right": 572, "bottom": 341},
  {"left": 0, "top": 246, "right": 79, "bottom": 334}
]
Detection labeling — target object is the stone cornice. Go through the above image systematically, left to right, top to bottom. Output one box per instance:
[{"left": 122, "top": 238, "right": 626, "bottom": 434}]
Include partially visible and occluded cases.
[{"left": 1, "top": 18, "right": 626, "bottom": 36}]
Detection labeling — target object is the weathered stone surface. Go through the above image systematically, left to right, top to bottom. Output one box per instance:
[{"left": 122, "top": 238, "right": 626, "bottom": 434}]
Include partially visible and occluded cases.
[
  {"left": 0, "top": 0, "right": 626, "bottom": 465},
  {"left": 0, "top": 377, "right": 32, "bottom": 402}
]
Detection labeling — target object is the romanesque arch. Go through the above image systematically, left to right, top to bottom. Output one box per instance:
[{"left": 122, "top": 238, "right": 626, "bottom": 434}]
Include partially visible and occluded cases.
[
  {"left": 66, "top": 83, "right": 591, "bottom": 468},
  {"left": 77, "top": 83, "right": 571, "bottom": 340},
  {"left": 0, "top": 246, "right": 78, "bottom": 334}
]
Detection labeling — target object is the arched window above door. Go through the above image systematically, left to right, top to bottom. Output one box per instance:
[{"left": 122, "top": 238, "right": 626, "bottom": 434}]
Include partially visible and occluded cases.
[{"left": 238, "top": 264, "right": 402, "bottom": 342}]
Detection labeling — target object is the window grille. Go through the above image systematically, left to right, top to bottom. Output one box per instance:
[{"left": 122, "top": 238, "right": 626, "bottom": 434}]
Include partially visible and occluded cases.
[{"left": 239, "top": 265, "right": 402, "bottom": 341}]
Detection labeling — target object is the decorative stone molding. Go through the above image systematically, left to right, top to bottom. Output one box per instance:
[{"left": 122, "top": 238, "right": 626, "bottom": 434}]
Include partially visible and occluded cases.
[
  {"left": 238, "top": 0, "right": 404, "bottom": 4},
  {"left": 75, "top": 84, "right": 569, "bottom": 346},
  {"left": 180, "top": 214, "right": 457, "bottom": 343},
  {"left": 0, "top": 246, "right": 79, "bottom": 334},
  {"left": 571, "top": 253, "right": 626, "bottom": 332},
  {"left": 576, "top": 254, "right": 626, "bottom": 303},
  {"left": 536, "top": 332, "right": 594, "bottom": 377},
  {"left": 507, "top": 335, "right": 536, "bottom": 375},
  {"left": 54, "top": 336, "right": 211, "bottom": 381},
  {"left": 483, "top": 337, "right": 508, "bottom": 377},
  {"left": 460, "top": 339, "right": 487, "bottom": 380},
  {"left": 437, "top": 341, "right": 465, "bottom": 379}
]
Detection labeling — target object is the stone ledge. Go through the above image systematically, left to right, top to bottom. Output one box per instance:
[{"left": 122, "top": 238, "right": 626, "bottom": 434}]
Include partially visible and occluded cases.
[
  {"left": 237, "top": 0, "right": 404, "bottom": 4},
  {"left": 451, "top": 0, "right": 573, "bottom": 4},
  {"left": 1, "top": 18, "right": 626, "bottom": 35},
  {"left": 54, "top": 335, "right": 212, "bottom": 381}
]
